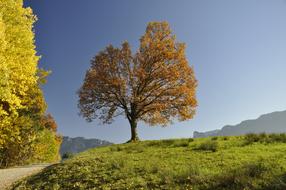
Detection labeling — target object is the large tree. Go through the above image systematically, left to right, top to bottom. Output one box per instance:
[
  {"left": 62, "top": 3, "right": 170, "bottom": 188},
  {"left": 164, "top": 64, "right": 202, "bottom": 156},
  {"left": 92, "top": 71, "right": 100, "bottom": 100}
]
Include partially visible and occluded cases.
[
  {"left": 0, "top": 0, "right": 61, "bottom": 167},
  {"left": 0, "top": 0, "right": 40, "bottom": 148},
  {"left": 78, "top": 22, "right": 197, "bottom": 142}
]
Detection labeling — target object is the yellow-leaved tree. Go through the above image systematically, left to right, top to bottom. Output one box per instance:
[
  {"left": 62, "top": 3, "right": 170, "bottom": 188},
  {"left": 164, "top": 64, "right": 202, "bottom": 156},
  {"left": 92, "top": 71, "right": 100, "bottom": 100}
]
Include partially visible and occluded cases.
[
  {"left": 0, "top": 0, "right": 61, "bottom": 167},
  {"left": 0, "top": 0, "right": 39, "bottom": 146},
  {"left": 78, "top": 22, "right": 198, "bottom": 142}
]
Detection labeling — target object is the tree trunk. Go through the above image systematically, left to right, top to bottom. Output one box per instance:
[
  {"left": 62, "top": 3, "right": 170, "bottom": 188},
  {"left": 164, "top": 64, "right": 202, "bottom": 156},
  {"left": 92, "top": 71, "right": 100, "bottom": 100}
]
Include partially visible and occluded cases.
[{"left": 127, "top": 119, "right": 139, "bottom": 143}]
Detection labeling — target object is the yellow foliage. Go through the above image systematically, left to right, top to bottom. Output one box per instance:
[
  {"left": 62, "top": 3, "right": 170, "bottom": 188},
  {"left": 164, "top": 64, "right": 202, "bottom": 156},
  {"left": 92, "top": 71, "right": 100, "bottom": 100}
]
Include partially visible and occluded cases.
[
  {"left": 0, "top": 0, "right": 60, "bottom": 167},
  {"left": 0, "top": 0, "right": 40, "bottom": 147}
]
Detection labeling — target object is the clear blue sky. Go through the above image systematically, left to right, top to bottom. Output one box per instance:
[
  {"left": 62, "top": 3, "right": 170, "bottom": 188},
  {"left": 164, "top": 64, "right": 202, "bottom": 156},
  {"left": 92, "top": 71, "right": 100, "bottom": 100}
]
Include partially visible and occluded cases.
[{"left": 24, "top": 0, "right": 286, "bottom": 143}]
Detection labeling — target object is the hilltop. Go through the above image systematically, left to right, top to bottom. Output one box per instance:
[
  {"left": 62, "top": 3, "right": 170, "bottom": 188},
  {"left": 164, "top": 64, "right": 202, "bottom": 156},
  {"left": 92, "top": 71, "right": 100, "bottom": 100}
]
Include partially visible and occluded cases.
[
  {"left": 194, "top": 110, "right": 286, "bottom": 138},
  {"left": 12, "top": 134, "right": 286, "bottom": 190}
]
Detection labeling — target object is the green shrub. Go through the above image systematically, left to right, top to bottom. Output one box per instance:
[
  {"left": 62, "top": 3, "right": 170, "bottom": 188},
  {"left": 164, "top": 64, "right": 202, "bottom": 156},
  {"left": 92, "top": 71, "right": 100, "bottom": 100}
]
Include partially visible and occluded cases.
[
  {"left": 0, "top": 116, "right": 37, "bottom": 168},
  {"left": 0, "top": 125, "right": 61, "bottom": 168},
  {"left": 30, "top": 128, "right": 62, "bottom": 163},
  {"left": 258, "top": 132, "right": 267, "bottom": 139},
  {"left": 244, "top": 133, "right": 286, "bottom": 145},
  {"left": 244, "top": 133, "right": 261, "bottom": 145},
  {"left": 268, "top": 133, "right": 286, "bottom": 143},
  {"left": 211, "top": 136, "right": 218, "bottom": 141},
  {"left": 222, "top": 136, "right": 229, "bottom": 141},
  {"left": 147, "top": 139, "right": 176, "bottom": 147},
  {"left": 148, "top": 139, "right": 190, "bottom": 148},
  {"left": 161, "top": 139, "right": 176, "bottom": 146},
  {"left": 173, "top": 140, "right": 189, "bottom": 147},
  {"left": 195, "top": 140, "right": 218, "bottom": 152},
  {"left": 147, "top": 141, "right": 161, "bottom": 147},
  {"left": 110, "top": 146, "right": 124, "bottom": 152},
  {"left": 62, "top": 152, "right": 74, "bottom": 160},
  {"left": 206, "top": 162, "right": 269, "bottom": 190},
  {"left": 244, "top": 162, "right": 268, "bottom": 177},
  {"left": 262, "top": 172, "right": 286, "bottom": 190}
]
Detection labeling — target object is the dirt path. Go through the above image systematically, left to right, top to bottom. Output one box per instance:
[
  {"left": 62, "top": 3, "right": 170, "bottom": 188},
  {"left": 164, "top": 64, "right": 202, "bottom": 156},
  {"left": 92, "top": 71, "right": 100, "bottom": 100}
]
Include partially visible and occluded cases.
[{"left": 0, "top": 164, "right": 50, "bottom": 190}]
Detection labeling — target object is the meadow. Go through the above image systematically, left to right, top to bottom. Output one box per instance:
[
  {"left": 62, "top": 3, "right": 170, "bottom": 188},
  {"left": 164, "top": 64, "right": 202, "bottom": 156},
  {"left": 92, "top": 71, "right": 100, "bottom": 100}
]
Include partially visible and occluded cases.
[{"left": 12, "top": 134, "right": 286, "bottom": 190}]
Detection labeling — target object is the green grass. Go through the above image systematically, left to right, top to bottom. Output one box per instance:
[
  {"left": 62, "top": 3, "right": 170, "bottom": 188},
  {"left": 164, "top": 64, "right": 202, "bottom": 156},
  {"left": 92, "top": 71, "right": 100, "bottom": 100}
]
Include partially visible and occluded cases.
[{"left": 12, "top": 135, "right": 286, "bottom": 190}]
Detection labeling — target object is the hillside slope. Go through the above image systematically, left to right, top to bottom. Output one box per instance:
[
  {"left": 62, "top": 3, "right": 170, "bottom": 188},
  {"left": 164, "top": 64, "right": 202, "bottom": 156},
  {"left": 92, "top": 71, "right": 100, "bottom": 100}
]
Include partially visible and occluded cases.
[
  {"left": 194, "top": 110, "right": 286, "bottom": 138},
  {"left": 12, "top": 135, "right": 286, "bottom": 190}
]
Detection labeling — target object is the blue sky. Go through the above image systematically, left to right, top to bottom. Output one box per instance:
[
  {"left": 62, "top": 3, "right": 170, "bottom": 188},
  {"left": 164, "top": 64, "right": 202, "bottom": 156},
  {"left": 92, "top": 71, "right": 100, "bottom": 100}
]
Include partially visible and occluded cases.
[{"left": 24, "top": 0, "right": 286, "bottom": 143}]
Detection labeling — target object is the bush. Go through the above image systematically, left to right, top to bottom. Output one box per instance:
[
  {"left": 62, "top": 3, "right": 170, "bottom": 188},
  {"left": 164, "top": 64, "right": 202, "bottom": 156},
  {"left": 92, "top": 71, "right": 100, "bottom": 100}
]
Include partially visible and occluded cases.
[
  {"left": 0, "top": 119, "right": 61, "bottom": 168},
  {"left": 30, "top": 128, "right": 62, "bottom": 163},
  {"left": 258, "top": 132, "right": 267, "bottom": 139},
  {"left": 244, "top": 133, "right": 286, "bottom": 145},
  {"left": 244, "top": 133, "right": 261, "bottom": 145},
  {"left": 268, "top": 133, "right": 286, "bottom": 143},
  {"left": 222, "top": 136, "right": 229, "bottom": 141},
  {"left": 211, "top": 137, "right": 218, "bottom": 141},
  {"left": 147, "top": 139, "right": 176, "bottom": 147},
  {"left": 148, "top": 139, "right": 190, "bottom": 148},
  {"left": 161, "top": 139, "right": 176, "bottom": 146},
  {"left": 173, "top": 140, "right": 189, "bottom": 147},
  {"left": 195, "top": 140, "right": 218, "bottom": 152},
  {"left": 110, "top": 146, "right": 124, "bottom": 152},
  {"left": 62, "top": 152, "right": 74, "bottom": 160},
  {"left": 206, "top": 162, "right": 269, "bottom": 190},
  {"left": 244, "top": 162, "right": 268, "bottom": 177},
  {"left": 262, "top": 172, "right": 286, "bottom": 190}
]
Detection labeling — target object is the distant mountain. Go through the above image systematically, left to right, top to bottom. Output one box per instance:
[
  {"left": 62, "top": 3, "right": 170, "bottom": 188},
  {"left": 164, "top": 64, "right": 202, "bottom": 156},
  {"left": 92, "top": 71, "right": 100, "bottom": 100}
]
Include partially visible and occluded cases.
[
  {"left": 194, "top": 110, "right": 286, "bottom": 138},
  {"left": 60, "top": 136, "right": 112, "bottom": 156}
]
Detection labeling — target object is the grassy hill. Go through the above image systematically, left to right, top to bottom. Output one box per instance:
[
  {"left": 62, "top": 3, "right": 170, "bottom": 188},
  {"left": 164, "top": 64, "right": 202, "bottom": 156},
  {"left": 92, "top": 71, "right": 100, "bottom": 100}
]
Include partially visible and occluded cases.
[{"left": 12, "top": 134, "right": 286, "bottom": 190}]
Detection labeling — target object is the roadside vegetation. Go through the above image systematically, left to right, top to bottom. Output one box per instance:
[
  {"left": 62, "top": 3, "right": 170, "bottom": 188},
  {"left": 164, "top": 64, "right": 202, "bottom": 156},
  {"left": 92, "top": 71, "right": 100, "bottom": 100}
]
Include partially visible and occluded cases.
[
  {"left": 0, "top": 0, "right": 61, "bottom": 168},
  {"left": 12, "top": 134, "right": 286, "bottom": 190}
]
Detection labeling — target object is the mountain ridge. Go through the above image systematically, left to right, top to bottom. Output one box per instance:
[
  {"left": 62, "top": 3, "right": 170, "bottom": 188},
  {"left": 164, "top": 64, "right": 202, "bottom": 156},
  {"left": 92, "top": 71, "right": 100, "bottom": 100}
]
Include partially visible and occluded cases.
[
  {"left": 194, "top": 110, "right": 286, "bottom": 138},
  {"left": 60, "top": 136, "right": 112, "bottom": 156}
]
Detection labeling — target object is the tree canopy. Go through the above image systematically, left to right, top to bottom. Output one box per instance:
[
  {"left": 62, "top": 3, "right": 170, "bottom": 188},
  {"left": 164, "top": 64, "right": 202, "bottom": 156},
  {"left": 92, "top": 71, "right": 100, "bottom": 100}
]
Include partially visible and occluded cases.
[
  {"left": 0, "top": 0, "right": 61, "bottom": 167},
  {"left": 78, "top": 22, "right": 197, "bottom": 142}
]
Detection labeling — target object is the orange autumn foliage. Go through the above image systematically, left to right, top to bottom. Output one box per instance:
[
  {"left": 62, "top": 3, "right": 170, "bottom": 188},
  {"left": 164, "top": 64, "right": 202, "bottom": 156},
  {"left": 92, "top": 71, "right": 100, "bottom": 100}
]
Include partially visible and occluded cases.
[
  {"left": 78, "top": 22, "right": 197, "bottom": 142},
  {"left": 40, "top": 113, "right": 58, "bottom": 132}
]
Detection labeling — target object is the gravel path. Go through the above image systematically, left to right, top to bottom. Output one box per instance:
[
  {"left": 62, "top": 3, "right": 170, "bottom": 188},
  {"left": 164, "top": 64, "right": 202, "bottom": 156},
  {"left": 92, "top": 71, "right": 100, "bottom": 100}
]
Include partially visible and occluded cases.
[{"left": 0, "top": 164, "right": 50, "bottom": 190}]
